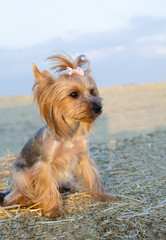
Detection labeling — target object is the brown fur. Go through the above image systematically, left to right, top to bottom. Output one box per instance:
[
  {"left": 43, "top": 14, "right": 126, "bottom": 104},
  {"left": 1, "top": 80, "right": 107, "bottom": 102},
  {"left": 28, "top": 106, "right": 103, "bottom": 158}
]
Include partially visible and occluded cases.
[{"left": 2, "top": 53, "right": 115, "bottom": 217}]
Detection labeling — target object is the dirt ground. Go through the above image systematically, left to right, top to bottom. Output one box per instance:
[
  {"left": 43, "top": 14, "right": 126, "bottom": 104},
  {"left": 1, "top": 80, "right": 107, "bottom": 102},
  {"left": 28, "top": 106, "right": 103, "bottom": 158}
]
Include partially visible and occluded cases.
[{"left": 0, "top": 82, "right": 166, "bottom": 239}]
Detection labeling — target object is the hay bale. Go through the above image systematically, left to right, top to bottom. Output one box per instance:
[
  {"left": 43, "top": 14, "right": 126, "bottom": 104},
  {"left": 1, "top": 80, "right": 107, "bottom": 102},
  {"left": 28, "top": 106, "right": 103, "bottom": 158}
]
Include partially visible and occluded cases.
[{"left": 0, "top": 130, "right": 166, "bottom": 239}]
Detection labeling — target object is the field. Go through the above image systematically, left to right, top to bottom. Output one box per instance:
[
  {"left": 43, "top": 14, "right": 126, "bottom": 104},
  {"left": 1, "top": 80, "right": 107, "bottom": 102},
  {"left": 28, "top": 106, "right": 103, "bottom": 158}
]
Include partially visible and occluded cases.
[{"left": 0, "top": 83, "right": 166, "bottom": 239}]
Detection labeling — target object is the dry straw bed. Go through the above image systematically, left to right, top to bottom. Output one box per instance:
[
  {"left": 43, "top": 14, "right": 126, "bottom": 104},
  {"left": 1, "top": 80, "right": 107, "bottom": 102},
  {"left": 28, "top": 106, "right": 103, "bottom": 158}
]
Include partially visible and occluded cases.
[{"left": 0, "top": 130, "right": 166, "bottom": 240}]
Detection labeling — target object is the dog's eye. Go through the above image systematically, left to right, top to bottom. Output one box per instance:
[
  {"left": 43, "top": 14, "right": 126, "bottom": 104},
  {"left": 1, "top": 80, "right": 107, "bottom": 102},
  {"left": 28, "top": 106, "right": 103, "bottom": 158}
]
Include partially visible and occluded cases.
[
  {"left": 90, "top": 89, "right": 95, "bottom": 96},
  {"left": 70, "top": 92, "right": 79, "bottom": 98}
]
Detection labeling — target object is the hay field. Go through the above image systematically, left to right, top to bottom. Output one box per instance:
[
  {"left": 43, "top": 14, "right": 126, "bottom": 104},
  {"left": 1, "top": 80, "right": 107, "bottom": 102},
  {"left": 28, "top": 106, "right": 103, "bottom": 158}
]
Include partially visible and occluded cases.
[{"left": 0, "top": 83, "right": 166, "bottom": 239}]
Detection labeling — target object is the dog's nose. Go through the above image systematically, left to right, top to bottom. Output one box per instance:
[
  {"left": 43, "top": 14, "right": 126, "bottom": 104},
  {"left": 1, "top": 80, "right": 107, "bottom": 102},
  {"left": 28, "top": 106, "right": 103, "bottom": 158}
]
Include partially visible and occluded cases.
[{"left": 92, "top": 103, "right": 102, "bottom": 114}]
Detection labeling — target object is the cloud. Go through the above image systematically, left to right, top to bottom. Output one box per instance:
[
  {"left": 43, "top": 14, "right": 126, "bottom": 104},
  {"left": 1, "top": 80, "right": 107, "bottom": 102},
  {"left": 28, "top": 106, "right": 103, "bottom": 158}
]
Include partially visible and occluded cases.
[
  {"left": 1, "top": 0, "right": 166, "bottom": 49},
  {"left": 0, "top": 16, "right": 166, "bottom": 96},
  {"left": 135, "top": 35, "right": 166, "bottom": 44},
  {"left": 137, "top": 45, "right": 166, "bottom": 57},
  {"left": 156, "top": 45, "right": 166, "bottom": 55},
  {"left": 85, "top": 46, "right": 125, "bottom": 60}
]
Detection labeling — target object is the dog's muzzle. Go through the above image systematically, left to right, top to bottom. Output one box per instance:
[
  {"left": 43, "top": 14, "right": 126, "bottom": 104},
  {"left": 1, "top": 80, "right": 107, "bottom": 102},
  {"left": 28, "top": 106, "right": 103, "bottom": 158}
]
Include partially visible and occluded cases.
[{"left": 92, "top": 102, "right": 102, "bottom": 114}]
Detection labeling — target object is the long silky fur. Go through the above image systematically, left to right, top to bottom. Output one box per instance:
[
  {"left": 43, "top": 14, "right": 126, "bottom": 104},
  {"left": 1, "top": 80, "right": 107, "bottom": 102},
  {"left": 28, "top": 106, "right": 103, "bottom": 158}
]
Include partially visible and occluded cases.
[
  {"left": 1, "top": 52, "right": 115, "bottom": 217},
  {"left": 47, "top": 53, "right": 90, "bottom": 74},
  {"left": 32, "top": 54, "right": 96, "bottom": 138},
  {"left": 32, "top": 75, "right": 73, "bottom": 138}
]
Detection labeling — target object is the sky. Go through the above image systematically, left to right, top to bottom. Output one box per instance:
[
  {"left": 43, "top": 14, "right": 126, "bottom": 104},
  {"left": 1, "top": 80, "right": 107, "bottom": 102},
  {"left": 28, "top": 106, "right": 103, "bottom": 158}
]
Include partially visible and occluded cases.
[{"left": 0, "top": 0, "right": 166, "bottom": 96}]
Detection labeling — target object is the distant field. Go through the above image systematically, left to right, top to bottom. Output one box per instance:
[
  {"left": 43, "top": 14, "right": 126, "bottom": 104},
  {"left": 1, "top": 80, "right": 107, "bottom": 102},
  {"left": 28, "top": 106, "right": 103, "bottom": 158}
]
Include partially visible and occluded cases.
[{"left": 0, "top": 82, "right": 166, "bottom": 156}]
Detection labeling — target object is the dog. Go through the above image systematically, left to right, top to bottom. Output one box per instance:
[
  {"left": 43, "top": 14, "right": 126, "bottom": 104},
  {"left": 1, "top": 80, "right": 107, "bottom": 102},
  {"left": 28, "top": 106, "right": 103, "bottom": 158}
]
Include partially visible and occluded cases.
[{"left": 0, "top": 53, "right": 115, "bottom": 217}]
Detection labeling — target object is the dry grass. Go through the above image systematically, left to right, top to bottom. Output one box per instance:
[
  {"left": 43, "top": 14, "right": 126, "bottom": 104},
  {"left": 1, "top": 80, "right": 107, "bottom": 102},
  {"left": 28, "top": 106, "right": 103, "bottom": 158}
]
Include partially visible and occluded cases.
[{"left": 0, "top": 130, "right": 166, "bottom": 239}]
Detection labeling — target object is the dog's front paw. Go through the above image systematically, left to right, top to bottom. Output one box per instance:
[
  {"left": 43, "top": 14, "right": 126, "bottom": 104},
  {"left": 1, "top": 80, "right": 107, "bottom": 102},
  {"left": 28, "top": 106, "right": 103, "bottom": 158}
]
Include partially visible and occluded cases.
[{"left": 44, "top": 206, "right": 64, "bottom": 217}]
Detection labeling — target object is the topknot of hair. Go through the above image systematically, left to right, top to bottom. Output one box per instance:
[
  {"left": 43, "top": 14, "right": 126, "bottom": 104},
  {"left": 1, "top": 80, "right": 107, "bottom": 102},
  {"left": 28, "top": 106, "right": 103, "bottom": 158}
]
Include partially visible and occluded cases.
[{"left": 47, "top": 53, "right": 90, "bottom": 76}]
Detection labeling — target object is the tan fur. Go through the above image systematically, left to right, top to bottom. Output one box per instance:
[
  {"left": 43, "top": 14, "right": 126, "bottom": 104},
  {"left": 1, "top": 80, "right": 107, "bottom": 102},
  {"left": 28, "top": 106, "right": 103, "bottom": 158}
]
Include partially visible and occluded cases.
[
  {"left": 3, "top": 53, "right": 115, "bottom": 217},
  {"left": 48, "top": 54, "right": 90, "bottom": 74}
]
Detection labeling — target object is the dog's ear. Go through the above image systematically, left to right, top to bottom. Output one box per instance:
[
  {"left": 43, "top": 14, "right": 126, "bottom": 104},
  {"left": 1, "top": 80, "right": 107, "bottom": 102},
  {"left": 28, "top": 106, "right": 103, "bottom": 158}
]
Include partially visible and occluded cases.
[
  {"left": 32, "top": 63, "right": 51, "bottom": 82},
  {"left": 32, "top": 63, "right": 40, "bottom": 79},
  {"left": 32, "top": 65, "right": 72, "bottom": 138}
]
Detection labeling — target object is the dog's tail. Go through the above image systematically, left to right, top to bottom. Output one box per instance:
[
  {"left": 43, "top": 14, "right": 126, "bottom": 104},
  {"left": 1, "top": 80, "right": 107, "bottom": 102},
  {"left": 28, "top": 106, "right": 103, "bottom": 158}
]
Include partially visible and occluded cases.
[{"left": 0, "top": 190, "right": 10, "bottom": 206}]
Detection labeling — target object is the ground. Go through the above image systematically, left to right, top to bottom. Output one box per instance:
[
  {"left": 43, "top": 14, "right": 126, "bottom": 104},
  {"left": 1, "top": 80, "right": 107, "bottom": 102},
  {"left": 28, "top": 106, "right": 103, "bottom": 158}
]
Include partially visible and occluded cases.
[
  {"left": 0, "top": 83, "right": 166, "bottom": 239},
  {"left": 0, "top": 130, "right": 166, "bottom": 239}
]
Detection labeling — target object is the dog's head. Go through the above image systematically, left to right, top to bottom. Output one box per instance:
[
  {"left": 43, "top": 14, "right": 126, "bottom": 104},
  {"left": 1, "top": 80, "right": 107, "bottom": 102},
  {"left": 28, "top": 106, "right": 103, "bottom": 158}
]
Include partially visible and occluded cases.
[{"left": 32, "top": 53, "right": 102, "bottom": 138}]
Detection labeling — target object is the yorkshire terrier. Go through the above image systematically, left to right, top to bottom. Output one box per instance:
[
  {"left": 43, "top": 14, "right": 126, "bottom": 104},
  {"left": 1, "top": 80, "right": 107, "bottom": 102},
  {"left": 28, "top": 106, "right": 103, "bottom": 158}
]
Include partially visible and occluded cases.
[{"left": 0, "top": 53, "right": 115, "bottom": 217}]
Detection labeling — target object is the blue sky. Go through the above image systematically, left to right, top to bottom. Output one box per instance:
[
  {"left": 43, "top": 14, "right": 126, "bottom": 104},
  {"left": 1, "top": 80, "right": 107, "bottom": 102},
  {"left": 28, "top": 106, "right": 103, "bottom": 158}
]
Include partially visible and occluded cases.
[{"left": 0, "top": 0, "right": 166, "bottom": 96}]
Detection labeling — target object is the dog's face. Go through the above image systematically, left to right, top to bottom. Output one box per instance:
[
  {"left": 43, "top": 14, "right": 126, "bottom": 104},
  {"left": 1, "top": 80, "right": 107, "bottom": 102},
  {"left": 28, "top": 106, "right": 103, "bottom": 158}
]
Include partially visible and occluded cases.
[
  {"left": 32, "top": 55, "right": 102, "bottom": 138},
  {"left": 56, "top": 75, "right": 102, "bottom": 123}
]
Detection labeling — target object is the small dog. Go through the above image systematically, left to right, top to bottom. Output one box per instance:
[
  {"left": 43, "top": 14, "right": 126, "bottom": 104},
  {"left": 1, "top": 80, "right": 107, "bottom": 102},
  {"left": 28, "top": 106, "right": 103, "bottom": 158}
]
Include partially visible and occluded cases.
[{"left": 0, "top": 53, "right": 115, "bottom": 217}]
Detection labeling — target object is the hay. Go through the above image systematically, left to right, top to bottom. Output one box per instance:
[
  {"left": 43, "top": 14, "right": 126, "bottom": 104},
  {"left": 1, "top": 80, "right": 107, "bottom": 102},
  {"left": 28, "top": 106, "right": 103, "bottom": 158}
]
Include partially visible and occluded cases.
[{"left": 0, "top": 130, "right": 166, "bottom": 239}]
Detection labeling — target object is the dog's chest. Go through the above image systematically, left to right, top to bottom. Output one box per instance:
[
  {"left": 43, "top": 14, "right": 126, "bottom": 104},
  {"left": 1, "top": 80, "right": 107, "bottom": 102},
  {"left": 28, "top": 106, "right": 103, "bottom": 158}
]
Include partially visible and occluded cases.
[{"left": 51, "top": 136, "right": 87, "bottom": 169}]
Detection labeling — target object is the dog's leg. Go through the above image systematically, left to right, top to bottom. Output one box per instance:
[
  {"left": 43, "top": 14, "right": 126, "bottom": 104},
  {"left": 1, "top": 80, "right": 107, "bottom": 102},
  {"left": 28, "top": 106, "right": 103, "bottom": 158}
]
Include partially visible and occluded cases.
[
  {"left": 77, "top": 157, "right": 115, "bottom": 201},
  {"left": 31, "top": 161, "right": 64, "bottom": 217},
  {"left": 3, "top": 167, "right": 33, "bottom": 206},
  {"left": 41, "top": 184, "right": 64, "bottom": 218},
  {"left": 4, "top": 190, "right": 31, "bottom": 206}
]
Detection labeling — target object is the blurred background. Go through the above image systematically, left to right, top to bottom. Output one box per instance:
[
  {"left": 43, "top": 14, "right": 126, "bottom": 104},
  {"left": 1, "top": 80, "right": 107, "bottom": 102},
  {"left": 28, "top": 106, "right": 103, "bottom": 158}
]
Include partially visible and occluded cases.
[
  {"left": 0, "top": 0, "right": 166, "bottom": 96},
  {"left": 0, "top": 0, "right": 166, "bottom": 156}
]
